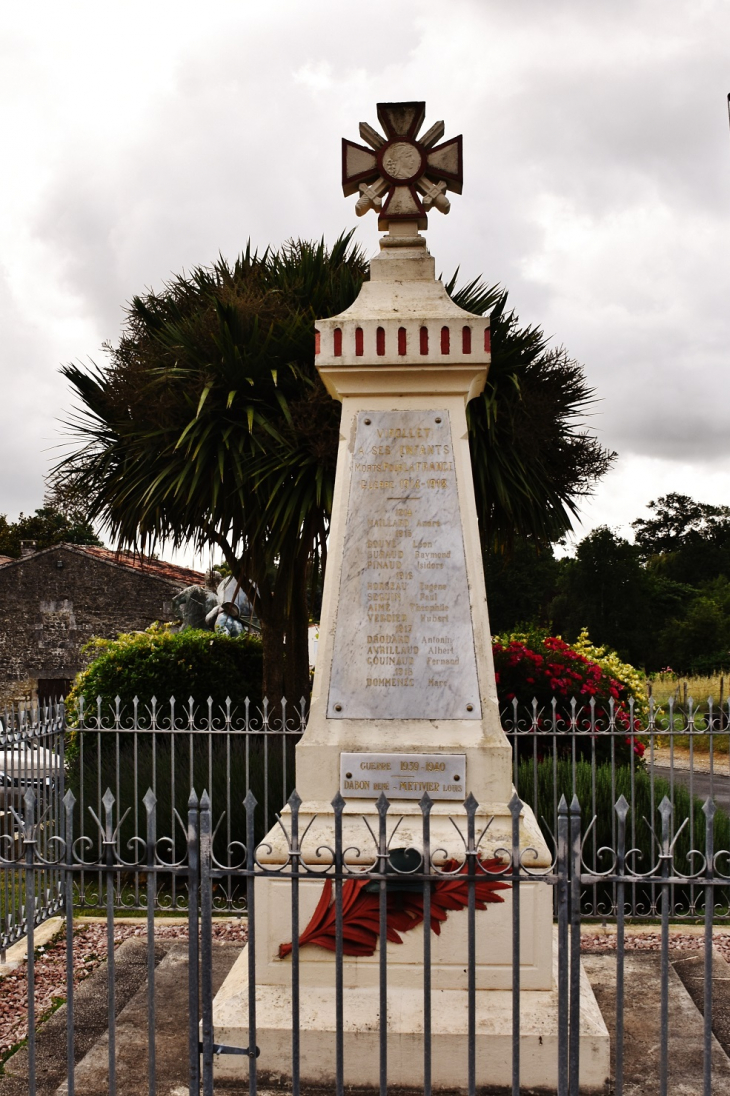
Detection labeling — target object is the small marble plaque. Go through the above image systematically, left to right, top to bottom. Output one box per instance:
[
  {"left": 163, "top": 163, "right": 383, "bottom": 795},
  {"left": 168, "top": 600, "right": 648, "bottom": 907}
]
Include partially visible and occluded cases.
[
  {"left": 327, "top": 409, "right": 481, "bottom": 719},
  {"left": 340, "top": 752, "right": 466, "bottom": 800}
]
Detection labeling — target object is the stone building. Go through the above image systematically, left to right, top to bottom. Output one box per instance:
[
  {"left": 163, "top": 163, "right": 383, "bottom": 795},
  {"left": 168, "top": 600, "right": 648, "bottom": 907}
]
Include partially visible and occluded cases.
[{"left": 0, "top": 543, "right": 204, "bottom": 706}]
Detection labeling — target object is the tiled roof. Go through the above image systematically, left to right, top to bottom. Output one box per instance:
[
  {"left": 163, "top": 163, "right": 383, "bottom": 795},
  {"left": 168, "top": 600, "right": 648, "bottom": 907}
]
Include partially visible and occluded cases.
[
  {"left": 0, "top": 543, "right": 205, "bottom": 587},
  {"left": 75, "top": 545, "right": 205, "bottom": 587}
]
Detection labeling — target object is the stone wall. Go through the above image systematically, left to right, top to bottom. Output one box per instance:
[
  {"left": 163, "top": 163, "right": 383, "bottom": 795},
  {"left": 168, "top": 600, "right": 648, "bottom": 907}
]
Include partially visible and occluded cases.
[{"left": 0, "top": 545, "right": 183, "bottom": 704}]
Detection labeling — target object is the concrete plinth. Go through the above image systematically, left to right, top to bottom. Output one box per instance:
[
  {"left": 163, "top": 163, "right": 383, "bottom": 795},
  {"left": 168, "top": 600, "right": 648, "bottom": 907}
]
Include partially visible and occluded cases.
[{"left": 212, "top": 926, "right": 609, "bottom": 1092}]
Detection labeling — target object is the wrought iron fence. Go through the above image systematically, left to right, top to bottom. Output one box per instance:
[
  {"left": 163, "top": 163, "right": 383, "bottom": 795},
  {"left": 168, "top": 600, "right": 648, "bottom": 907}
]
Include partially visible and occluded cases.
[
  {"left": 4, "top": 692, "right": 730, "bottom": 935},
  {"left": 1, "top": 693, "right": 730, "bottom": 1092},
  {"left": 67, "top": 694, "right": 306, "bottom": 914},
  {"left": 502, "top": 695, "right": 730, "bottom": 920},
  {"left": 0, "top": 700, "right": 65, "bottom": 955},
  {"left": 5, "top": 774, "right": 729, "bottom": 1095}
]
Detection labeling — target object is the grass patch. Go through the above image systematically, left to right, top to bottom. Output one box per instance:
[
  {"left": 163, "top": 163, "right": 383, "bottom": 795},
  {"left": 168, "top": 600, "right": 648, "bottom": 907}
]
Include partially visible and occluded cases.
[
  {"left": 649, "top": 671, "right": 729, "bottom": 708},
  {"left": 641, "top": 673, "right": 730, "bottom": 754}
]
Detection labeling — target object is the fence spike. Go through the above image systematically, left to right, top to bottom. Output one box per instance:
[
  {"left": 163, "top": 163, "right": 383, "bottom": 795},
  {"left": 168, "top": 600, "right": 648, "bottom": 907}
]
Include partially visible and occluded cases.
[
  {"left": 329, "top": 790, "right": 344, "bottom": 812},
  {"left": 615, "top": 794, "right": 629, "bottom": 822},
  {"left": 658, "top": 795, "right": 673, "bottom": 822}
]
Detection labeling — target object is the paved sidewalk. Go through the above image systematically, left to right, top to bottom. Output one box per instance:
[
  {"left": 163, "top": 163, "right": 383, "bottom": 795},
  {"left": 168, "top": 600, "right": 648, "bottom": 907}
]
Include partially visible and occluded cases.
[
  {"left": 3, "top": 934, "right": 730, "bottom": 1094},
  {"left": 583, "top": 946, "right": 730, "bottom": 1096}
]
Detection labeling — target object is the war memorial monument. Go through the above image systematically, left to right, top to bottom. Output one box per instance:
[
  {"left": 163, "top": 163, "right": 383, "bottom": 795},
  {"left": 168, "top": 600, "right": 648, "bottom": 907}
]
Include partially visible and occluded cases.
[{"left": 212, "top": 101, "right": 609, "bottom": 1091}]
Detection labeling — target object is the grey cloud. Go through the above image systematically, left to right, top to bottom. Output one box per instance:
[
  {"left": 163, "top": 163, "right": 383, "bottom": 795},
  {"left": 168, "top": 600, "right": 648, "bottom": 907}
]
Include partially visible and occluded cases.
[
  {"left": 2, "top": 0, "right": 730, "bottom": 523},
  {"left": 0, "top": 270, "right": 72, "bottom": 516}
]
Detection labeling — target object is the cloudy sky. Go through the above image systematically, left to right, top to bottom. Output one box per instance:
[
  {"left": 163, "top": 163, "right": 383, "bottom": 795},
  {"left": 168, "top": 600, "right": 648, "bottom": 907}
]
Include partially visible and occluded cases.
[{"left": 1, "top": 0, "right": 728, "bottom": 563}]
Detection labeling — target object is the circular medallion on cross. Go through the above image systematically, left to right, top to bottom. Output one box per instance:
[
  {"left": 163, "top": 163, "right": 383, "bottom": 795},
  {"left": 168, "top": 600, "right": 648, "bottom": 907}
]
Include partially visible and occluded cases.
[{"left": 342, "top": 101, "right": 464, "bottom": 232}]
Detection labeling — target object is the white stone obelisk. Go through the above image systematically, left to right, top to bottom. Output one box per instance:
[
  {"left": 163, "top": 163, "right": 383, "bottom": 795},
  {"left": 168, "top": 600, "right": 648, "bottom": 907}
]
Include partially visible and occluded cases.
[{"left": 213, "top": 101, "right": 609, "bottom": 1091}]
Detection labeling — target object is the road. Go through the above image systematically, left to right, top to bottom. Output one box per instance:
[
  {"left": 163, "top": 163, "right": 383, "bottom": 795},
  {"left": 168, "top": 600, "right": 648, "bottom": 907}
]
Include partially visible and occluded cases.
[{"left": 651, "top": 763, "right": 730, "bottom": 812}]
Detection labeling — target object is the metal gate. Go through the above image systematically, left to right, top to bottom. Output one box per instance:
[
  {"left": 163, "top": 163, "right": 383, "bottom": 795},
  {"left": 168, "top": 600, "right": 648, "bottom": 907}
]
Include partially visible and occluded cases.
[{"left": 2, "top": 696, "right": 730, "bottom": 1094}]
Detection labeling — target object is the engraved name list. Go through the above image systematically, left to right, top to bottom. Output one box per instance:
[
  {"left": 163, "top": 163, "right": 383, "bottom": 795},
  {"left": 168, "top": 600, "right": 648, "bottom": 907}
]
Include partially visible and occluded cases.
[{"left": 327, "top": 410, "right": 481, "bottom": 720}]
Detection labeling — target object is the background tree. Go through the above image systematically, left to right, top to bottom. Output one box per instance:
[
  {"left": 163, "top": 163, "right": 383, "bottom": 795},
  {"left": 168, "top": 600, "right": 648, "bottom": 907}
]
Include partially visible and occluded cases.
[
  {"left": 54, "top": 236, "right": 366, "bottom": 705},
  {"left": 53, "top": 237, "right": 614, "bottom": 703},
  {"left": 453, "top": 280, "right": 614, "bottom": 549},
  {"left": 633, "top": 492, "right": 730, "bottom": 586},
  {"left": 632, "top": 494, "right": 730, "bottom": 673},
  {"left": 544, "top": 497, "right": 730, "bottom": 674},
  {"left": 0, "top": 504, "right": 102, "bottom": 558},
  {"left": 550, "top": 527, "right": 665, "bottom": 666},
  {"left": 483, "top": 537, "right": 560, "bottom": 635}
]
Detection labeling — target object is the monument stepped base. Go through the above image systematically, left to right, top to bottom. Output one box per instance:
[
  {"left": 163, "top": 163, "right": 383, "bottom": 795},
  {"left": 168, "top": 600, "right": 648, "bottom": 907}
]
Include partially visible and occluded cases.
[{"left": 212, "top": 931, "right": 609, "bottom": 1092}]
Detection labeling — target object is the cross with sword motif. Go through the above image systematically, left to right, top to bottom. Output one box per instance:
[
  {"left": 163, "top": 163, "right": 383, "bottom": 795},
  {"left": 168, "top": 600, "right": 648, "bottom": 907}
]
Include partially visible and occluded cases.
[{"left": 342, "top": 101, "right": 463, "bottom": 231}]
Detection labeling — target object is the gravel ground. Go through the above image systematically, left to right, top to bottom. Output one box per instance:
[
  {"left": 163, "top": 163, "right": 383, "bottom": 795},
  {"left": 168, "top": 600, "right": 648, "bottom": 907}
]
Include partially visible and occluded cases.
[
  {"left": 0, "top": 919, "right": 248, "bottom": 1065},
  {"left": 0, "top": 922, "right": 726, "bottom": 1075},
  {"left": 583, "top": 930, "right": 730, "bottom": 964}
]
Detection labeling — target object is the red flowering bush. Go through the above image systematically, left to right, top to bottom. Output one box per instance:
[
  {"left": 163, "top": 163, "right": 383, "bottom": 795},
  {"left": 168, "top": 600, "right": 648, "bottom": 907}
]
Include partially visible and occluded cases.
[{"left": 492, "top": 633, "right": 645, "bottom": 765}]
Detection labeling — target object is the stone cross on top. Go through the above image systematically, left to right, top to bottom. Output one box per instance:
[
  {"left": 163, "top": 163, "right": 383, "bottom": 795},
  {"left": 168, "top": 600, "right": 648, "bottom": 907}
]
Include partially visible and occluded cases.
[{"left": 342, "top": 101, "right": 463, "bottom": 232}]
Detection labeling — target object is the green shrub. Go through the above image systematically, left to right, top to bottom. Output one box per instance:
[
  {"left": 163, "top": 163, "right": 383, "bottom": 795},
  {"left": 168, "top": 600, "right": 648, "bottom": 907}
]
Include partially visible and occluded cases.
[
  {"left": 66, "top": 625, "right": 263, "bottom": 727},
  {"left": 65, "top": 626, "right": 278, "bottom": 877}
]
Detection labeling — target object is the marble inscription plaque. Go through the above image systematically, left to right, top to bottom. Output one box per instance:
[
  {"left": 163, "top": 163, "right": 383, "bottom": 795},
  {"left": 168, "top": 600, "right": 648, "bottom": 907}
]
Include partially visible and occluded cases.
[
  {"left": 327, "top": 410, "right": 481, "bottom": 719},
  {"left": 340, "top": 752, "right": 466, "bottom": 800}
]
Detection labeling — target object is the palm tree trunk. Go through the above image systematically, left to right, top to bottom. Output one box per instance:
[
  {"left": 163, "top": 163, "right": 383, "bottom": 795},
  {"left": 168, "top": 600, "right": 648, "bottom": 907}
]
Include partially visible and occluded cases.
[
  {"left": 284, "top": 553, "right": 311, "bottom": 709},
  {"left": 260, "top": 610, "right": 286, "bottom": 710}
]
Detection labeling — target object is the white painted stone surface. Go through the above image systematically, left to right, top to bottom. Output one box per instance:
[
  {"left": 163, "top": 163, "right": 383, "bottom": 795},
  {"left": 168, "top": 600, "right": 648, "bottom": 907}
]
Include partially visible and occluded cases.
[
  {"left": 213, "top": 136, "right": 609, "bottom": 1083},
  {"left": 294, "top": 237, "right": 514, "bottom": 815},
  {"left": 256, "top": 797, "right": 553, "bottom": 869},
  {"left": 247, "top": 872, "right": 554, "bottom": 992},
  {"left": 212, "top": 930, "right": 610, "bottom": 1091}
]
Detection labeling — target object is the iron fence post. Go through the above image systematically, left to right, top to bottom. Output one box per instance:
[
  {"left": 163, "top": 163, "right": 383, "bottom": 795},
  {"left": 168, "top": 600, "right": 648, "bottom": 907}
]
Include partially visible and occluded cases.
[
  {"left": 24, "top": 789, "right": 37, "bottom": 1096},
  {"left": 102, "top": 789, "right": 117, "bottom": 1096},
  {"left": 144, "top": 789, "right": 157, "bottom": 1096},
  {"left": 187, "top": 789, "right": 200, "bottom": 1096},
  {"left": 244, "top": 789, "right": 258, "bottom": 1096},
  {"left": 289, "top": 789, "right": 302, "bottom": 1096},
  {"left": 64, "top": 790, "right": 76, "bottom": 1096},
  {"left": 332, "top": 790, "right": 345, "bottom": 1096},
  {"left": 200, "top": 791, "right": 214, "bottom": 1096},
  {"left": 508, "top": 791, "right": 521, "bottom": 1096},
  {"left": 377, "top": 792, "right": 389, "bottom": 1096},
  {"left": 420, "top": 792, "right": 433, "bottom": 1096},
  {"left": 465, "top": 793, "right": 478, "bottom": 1096},
  {"left": 568, "top": 795, "right": 582, "bottom": 1096},
  {"left": 614, "top": 795, "right": 629, "bottom": 1096},
  {"left": 557, "top": 796, "right": 569, "bottom": 1096},
  {"left": 658, "top": 796, "right": 672, "bottom": 1096},
  {"left": 703, "top": 796, "right": 716, "bottom": 1096}
]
